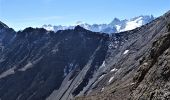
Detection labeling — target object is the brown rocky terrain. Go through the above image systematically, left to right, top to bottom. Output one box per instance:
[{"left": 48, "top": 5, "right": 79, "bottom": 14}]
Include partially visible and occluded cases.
[{"left": 75, "top": 11, "right": 170, "bottom": 100}]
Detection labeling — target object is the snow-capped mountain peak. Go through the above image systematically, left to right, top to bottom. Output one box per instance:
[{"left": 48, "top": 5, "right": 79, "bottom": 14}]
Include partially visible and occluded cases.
[
  {"left": 42, "top": 15, "right": 155, "bottom": 34},
  {"left": 119, "top": 15, "right": 154, "bottom": 32},
  {"left": 120, "top": 16, "right": 144, "bottom": 32},
  {"left": 42, "top": 24, "right": 54, "bottom": 31}
]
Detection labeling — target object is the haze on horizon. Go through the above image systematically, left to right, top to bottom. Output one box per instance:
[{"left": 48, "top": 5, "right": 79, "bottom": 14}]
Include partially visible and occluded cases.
[{"left": 0, "top": 0, "right": 170, "bottom": 31}]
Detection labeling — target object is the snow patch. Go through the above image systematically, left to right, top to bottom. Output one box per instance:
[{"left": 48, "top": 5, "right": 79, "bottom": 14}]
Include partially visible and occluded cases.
[
  {"left": 120, "top": 17, "right": 143, "bottom": 32},
  {"left": 115, "top": 25, "right": 121, "bottom": 31},
  {"left": 123, "top": 50, "right": 129, "bottom": 54},
  {"left": 100, "top": 61, "right": 106, "bottom": 68},
  {"left": 19, "top": 62, "right": 33, "bottom": 71},
  {"left": 143, "top": 62, "right": 148, "bottom": 66},
  {"left": 0, "top": 67, "right": 15, "bottom": 79},
  {"left": 110, "top": 68, "right": 118, "bottom": 72},
  {"left": 99, "top": 74, "right": 105, "bottom": 80},
  {"left": 108, "top": 76, "right": 114, "bottom": 83},
  {"left": 131, "top": 83, "right": 135, "bottom": 85}
]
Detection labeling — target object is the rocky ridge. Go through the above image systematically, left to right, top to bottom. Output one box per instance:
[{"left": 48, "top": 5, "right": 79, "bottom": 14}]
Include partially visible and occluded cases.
[
  {"left": 0, "top": 11, "right": 169, "bottom": 100},
  {"left": 75, "top": 11, "right": 170, "bottom": 100}
]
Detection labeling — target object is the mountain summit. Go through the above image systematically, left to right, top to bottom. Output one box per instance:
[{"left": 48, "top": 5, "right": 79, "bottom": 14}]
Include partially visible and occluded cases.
[
  {"left": 42, "top": 15, "right": 154, "bottom": 33},
  {"left": 0, "top": 21, "right": 9, "bottom": 29}
]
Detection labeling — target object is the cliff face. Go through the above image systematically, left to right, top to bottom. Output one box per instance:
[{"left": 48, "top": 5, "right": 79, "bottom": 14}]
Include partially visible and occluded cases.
[
  {"left": 0, "top": 11, "right": 170, "bottom": 100},
  {"left": 75, "top": 11, "right": 170, "bottom": 100},
  {"left": 0, "top": 25, "right": 109, "bottom": 100},
  {"left": 131, "top": 30, "right": 170, "bottom": 100}
]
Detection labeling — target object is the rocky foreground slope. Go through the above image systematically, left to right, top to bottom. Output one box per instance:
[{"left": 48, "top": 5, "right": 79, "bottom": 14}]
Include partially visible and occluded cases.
[
  {"left": 0, "top": 11, "right": 170, "bottom": 100},
  {"left": 75, "top": 11, "right": 170, "bottom": 100}
]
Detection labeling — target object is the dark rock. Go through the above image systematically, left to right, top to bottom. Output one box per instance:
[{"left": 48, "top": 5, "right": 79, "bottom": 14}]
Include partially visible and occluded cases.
[{"left": 1, "top": 11, "right": 170, "bottom": 100}]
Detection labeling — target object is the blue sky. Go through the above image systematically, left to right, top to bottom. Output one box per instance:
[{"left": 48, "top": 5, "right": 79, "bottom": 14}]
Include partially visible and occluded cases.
[{"left": 0, "top": 0, "right": 170, "bottom": 31}]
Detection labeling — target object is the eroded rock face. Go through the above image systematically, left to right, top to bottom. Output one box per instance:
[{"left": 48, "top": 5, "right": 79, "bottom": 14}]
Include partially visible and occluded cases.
[
  {"left": 75, "top": 11, "right": 170, "bottom": 100},
  {"left": 0, "top": 24, "right": 109, "bottom": 100},
  {"left": 131, "top": 32, "right": 170, "bottom": 100}
]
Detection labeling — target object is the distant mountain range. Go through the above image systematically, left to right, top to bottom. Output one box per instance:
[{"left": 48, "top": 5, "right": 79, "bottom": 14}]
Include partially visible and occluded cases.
[{"left": 42, "top": 15, "right": 154, "bottom": 33}]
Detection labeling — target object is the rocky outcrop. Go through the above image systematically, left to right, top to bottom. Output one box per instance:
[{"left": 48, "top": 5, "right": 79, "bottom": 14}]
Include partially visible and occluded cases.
[
  {"left": 0, "top": 24, "right": 109, "bottom": 100},
  {"left": 131, "top": 31, "right": 170, "bottom": 99}
]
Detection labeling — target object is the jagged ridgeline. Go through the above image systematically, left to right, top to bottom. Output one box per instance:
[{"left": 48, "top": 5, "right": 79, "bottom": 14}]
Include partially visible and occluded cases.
[
  {"left": 0, "top": 11, "right": 170, "bottom": 100},
  {"left": 0, "top": 24, "right": 109, "bottom": 100}
]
